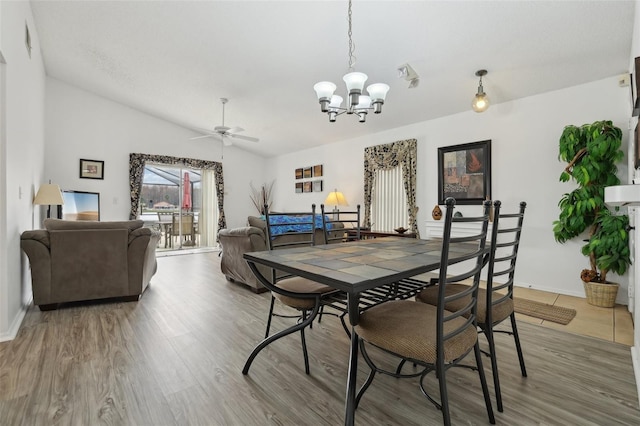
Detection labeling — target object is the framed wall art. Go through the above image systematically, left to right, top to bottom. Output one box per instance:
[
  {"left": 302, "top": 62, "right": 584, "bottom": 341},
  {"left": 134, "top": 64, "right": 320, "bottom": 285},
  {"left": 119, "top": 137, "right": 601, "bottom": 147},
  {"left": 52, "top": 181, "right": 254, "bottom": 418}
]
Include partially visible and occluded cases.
[
  {"left": 437, "top": 140, "right": 491, "bottom": 205},
  {"left": 79, "top": 159, "right": 104, "bottom": 180},
  {"left": 313, "top": 164, "right": 323, "bottom": 177},
  {"left": 303, "top": 167, "right": 312, "bottom": 178},
  {"left": 295, "top": 168, "right": 303, "bottom": 179},
  {"left": 313, "top": 180, "right": 323, "bottom": 192},
  {"left": 303, "top": 181, "right": 312, "bottom": 193},
  {"left": 295, "top": 182, "right": 303, "bottom": 193}
]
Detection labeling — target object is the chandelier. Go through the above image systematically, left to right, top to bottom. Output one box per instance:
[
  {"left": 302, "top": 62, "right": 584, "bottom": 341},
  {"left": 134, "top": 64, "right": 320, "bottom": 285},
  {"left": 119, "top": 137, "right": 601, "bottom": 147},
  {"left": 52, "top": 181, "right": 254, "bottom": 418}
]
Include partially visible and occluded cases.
[{"left": 313, "top": 0, "right": 389, "bottom": 123}]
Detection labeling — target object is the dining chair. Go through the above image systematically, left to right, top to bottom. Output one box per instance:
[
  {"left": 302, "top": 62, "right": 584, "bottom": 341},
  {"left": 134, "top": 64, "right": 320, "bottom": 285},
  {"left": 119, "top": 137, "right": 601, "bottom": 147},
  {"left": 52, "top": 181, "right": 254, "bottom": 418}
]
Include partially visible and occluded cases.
[
  {"left": 352, "top": 197, "right": 495, "bottom": 426},
  {"left": 415, "top": 200, "right": 527, "bottom": 412},
  {"left": 242, "top": 204, "right": 342, "bottom": 375},
  {"left": 320, "top": 204, "right": 361, "bottom": 243},
  {"left": 157, "top": 211, "right": 174, "bottom": 248},
  {"left": 170, "top": 212, "right": 195, "bottom": 248}
]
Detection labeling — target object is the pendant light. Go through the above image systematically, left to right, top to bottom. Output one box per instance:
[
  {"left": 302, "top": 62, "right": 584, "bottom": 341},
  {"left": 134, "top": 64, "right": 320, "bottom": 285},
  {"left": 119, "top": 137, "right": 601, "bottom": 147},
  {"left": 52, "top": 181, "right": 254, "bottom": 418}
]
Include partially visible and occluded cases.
[{"left": 472, "top": 69, "right": 490, "bottom": 113}]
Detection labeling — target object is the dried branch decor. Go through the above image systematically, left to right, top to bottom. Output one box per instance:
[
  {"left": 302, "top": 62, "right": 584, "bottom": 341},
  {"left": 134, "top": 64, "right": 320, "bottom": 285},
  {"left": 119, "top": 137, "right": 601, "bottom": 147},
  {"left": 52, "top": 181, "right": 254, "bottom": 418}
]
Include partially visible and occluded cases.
[{"left": 250, "top": 181, "right": 274, "bottom": 215}]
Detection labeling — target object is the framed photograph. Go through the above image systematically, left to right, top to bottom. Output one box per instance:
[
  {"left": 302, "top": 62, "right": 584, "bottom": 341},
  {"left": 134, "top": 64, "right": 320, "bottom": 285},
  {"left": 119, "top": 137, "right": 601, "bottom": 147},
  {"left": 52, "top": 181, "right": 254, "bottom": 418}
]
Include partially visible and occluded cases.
[
  {"left": 438, "top": 140, "right": 491, "bottom": 205},
  {"left": 79, "top": 159, "right": 104, "bottom": 180},
  {"left": 313, "top": 164, "right": 323, "bottom": 177},
  {"left": 303, "top": 167, "right": 312, "bottom": 179},
  {"left": 295, "top": 168, "right": 303, "bottom": 180},
  {"left": 313, "top": 180, "right": 323, "bottom": 192},
  {"left": 303, "top": 181, "right": 312, "bottom": 193},
  {"left": 295, "top": 182, "right": 303, "bottom": 193}
]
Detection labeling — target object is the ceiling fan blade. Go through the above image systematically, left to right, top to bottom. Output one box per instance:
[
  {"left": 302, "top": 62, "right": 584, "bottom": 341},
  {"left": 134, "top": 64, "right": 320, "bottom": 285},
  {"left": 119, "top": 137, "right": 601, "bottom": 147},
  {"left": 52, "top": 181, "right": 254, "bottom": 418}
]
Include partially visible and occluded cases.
[
  {"left": 225, "top": 126, "right": 245, "bottom": 134},
  {"left": 228, "top": 133, "right": 259, "bottom": 143},
  {"left": 189, "top": 134, "right": 215, "bottom": 140}
]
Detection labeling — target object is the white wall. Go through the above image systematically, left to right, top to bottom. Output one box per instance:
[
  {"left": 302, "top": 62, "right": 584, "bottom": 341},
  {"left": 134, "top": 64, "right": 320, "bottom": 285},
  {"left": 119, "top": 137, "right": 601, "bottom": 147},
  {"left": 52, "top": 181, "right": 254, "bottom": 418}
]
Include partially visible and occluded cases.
[
  {"left": 0, "top": 1, "right": 47, "bottom": 341},
  {"left": 267, "top": 76, "right": 630, "bottom": 303},
  {"left": 45, "top": 78, "right": 266, "bottom": 229}
]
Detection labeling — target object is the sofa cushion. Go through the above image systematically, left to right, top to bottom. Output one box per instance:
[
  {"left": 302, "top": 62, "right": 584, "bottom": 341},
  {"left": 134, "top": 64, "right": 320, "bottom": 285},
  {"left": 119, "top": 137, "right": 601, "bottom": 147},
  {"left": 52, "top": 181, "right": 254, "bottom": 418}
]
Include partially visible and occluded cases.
[{"left": 44, "top": 219, "right": 144, "bottom": 231}]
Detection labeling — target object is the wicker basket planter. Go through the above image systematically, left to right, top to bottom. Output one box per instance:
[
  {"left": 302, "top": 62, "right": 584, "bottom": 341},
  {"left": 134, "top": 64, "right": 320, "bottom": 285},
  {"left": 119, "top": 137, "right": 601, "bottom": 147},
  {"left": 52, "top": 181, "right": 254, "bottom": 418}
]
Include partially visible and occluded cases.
[{"left": 583, "top": 280, "right": 619, "bottom": 308}]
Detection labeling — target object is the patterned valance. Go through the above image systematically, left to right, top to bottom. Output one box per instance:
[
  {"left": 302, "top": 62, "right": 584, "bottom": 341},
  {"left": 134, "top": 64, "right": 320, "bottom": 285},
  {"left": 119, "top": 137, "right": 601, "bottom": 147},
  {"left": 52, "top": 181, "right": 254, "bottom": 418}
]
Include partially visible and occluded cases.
[
  {"left": 363, "top": 139, "right": 419, "bottom": 237},
  {"left": 128, "top": 153, "right": 226, "bottom": 233}
]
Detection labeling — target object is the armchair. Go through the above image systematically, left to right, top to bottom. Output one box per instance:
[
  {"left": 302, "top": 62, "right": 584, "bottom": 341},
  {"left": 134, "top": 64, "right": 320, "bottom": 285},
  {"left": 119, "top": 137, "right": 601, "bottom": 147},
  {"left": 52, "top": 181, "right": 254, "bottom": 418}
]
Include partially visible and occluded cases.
[{"left": 20, "top": 219, "right": 160, "bottom": 310}]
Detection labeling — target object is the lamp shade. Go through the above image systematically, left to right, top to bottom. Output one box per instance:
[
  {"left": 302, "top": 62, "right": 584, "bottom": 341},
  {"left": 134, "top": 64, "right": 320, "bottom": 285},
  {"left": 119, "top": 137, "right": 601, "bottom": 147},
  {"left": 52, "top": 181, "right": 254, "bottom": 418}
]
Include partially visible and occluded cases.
[
  {"left": 342, "top": 72, "right": 368, "bottom": 92},
  {"left": 313, "top": 81, "right": 337, "bottom": 100},
  {"left": 366, "top": 83, "right": 390, "bottom": 103},
  {"left": 33, "top": 184, "right": 64, "bottom": 205},
  {"left": 324, "top": 189, "right": 348, "bottom": 207}
]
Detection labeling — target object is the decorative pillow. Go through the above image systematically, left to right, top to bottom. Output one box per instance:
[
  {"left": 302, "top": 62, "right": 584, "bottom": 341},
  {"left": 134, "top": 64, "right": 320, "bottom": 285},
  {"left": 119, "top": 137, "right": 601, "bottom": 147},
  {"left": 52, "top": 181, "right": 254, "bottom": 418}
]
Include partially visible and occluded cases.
[{"left": 44, "top": 219, "right": 144, "bottom": 231}]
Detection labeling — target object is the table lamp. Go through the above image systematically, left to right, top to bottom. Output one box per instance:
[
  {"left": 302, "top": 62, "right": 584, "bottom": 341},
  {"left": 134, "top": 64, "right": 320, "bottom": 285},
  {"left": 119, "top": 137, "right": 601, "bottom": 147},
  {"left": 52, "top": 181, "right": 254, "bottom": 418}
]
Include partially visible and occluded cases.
[
  {"left": 33, "top": 183, "right": 64, "bottom": 219},
  {"left": 324, "top": 189, "right": 348, "bottom": 219}
]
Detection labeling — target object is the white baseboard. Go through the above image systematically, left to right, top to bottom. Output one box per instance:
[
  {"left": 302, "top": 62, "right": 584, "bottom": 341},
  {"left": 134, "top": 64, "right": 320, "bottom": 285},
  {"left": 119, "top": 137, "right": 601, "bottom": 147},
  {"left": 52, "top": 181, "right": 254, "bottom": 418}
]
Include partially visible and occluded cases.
[
  {"left": 0, "top": 301, "right": 29, "bottom": 342},
  {"left": 631, "top": 347, "right": 640, "bottom": 408}
]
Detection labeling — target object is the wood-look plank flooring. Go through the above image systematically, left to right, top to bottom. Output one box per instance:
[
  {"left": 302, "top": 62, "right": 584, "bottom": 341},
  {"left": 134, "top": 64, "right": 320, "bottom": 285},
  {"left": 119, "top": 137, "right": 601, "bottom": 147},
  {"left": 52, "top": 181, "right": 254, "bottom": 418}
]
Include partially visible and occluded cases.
[{"left": 1, "top": 252, "right": 639, "bottom": 425}]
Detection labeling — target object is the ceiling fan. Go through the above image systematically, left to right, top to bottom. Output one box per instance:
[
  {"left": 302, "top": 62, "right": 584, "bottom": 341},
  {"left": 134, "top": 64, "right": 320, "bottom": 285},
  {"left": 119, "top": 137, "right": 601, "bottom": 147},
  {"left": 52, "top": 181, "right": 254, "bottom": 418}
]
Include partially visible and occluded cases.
[{"left": 190, "top": 98, "right": 259, "bottom": 146}]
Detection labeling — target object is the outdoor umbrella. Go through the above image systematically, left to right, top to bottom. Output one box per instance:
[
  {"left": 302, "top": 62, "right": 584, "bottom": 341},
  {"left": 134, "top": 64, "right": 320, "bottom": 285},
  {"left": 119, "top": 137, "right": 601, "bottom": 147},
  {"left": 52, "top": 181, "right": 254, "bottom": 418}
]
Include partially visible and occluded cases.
[{"left": 182, "top": 172, "right": 192, "bottom": 211}]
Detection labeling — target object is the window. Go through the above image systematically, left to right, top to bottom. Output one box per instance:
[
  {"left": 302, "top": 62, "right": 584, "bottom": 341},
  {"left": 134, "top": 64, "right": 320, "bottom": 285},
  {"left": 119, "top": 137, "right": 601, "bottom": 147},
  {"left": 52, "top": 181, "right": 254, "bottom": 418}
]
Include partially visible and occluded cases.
[{"left": 371, "top": 166, "right": 408, "bottom": 231}]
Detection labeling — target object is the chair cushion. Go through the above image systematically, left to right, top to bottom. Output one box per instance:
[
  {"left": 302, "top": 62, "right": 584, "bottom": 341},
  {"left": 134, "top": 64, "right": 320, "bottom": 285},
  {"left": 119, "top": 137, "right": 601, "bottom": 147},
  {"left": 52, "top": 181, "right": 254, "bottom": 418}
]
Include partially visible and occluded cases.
[
  {"left": 275, "top": 277, "right": 336, "bottom": 310},
  {"left": 416, "top": 284, "right": 514, "bottom": 325},
  {"left": 354, "top": 300, "right": 477, "bottom": 364}
]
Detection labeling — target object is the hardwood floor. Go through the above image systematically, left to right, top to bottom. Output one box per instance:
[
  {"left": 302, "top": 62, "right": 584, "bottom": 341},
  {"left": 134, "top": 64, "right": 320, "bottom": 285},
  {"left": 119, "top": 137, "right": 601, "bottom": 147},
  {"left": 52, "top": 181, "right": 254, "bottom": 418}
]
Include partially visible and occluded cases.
[{"left": 1, "top": 252, "right": 638, "bottom": 425}]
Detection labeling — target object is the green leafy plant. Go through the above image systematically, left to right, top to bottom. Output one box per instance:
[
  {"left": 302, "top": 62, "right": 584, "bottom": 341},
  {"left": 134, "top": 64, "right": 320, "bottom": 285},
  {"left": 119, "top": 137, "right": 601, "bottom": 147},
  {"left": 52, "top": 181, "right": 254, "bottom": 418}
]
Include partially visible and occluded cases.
[{"left": 553, "top": 120, "right": 631, "bottom": 284}]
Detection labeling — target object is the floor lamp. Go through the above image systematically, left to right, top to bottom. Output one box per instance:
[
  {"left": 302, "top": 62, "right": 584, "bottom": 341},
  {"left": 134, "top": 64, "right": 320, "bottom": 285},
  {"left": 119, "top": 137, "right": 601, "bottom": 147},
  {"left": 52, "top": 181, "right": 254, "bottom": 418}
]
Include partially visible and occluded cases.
[{"left": 33, "top": 183, "right": 64, "bottom": 220}]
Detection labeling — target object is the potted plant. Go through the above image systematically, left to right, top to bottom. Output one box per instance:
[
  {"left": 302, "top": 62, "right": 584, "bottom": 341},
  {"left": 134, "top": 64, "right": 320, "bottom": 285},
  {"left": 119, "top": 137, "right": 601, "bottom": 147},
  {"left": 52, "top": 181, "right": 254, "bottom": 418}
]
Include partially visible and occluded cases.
[{"left": 553, "top": 120, "right": 631, "bottom": 307}]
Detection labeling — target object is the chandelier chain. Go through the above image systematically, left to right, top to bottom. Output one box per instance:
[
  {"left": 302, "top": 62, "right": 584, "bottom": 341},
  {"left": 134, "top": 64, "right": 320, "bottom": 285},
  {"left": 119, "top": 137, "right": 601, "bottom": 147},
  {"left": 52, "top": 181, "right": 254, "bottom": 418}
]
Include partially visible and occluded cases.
[{"left": 347, "top": 0, "right": 356, "bottom": 71}]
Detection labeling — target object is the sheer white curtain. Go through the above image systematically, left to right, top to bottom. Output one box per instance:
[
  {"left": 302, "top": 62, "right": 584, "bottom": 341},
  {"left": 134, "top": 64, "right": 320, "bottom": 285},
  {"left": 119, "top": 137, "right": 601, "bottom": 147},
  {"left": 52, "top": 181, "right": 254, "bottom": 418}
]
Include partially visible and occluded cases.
[
  {"left": 371, "top": 166, "right": 408, "bottom": 231},
  {"left": 200, "top": 169, "right": 219, "bottom": 247}
]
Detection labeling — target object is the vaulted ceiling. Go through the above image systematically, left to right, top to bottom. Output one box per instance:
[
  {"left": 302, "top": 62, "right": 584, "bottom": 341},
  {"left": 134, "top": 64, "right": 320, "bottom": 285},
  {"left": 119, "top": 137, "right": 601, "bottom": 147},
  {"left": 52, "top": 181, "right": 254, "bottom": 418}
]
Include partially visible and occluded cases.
[{"left": 30, "top": 1, "right": 635, "bottom": 157}]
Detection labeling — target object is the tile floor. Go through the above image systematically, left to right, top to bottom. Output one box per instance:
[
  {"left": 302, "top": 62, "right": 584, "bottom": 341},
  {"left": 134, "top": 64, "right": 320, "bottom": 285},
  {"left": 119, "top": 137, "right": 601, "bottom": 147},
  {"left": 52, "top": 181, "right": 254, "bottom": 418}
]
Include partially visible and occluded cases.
[{"left": 513, "top": 286, "right": 634, "bottom": 346}]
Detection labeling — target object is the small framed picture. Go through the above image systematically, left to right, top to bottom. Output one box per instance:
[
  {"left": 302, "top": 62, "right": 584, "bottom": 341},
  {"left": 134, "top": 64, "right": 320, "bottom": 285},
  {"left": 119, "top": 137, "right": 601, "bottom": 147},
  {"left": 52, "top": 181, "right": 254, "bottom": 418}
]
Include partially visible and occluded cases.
[
  {"left": 79, "top": 159, "right": 104, "bottom": 180},
  {"left": 313, "top": 164, "right": 323, "bottom": 177},
  {"left": 303, "top": 167, "right": 312, "bottom": 178},
  {"left": 295, "top": 168, "right": 303, "bottom": 180},
  {"left": 313, "top": 180, "right": 323, "bottom": 192},
  {"left": 303, "top": 181, "right": 312, "bottom": 193},
  {"left": 295, "top": 182, "right": 303, "bottom": 193}
]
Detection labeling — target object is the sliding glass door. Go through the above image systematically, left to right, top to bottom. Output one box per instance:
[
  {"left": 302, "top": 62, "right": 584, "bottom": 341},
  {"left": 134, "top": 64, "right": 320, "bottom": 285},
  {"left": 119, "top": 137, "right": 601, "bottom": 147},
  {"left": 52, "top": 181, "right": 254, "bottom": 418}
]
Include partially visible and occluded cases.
[{"left": 138, "top": 164, "right": 217, "bottom": 251}]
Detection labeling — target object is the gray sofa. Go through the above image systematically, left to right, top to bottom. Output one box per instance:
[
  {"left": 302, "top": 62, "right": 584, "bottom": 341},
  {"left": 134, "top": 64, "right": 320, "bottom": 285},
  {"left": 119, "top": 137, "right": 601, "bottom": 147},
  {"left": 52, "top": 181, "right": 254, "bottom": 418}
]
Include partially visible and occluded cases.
[
  {"left": 219, "top": 215, "right": 344, "bottom": 293},
  {"left": 20, "top": 219, "right": 161, "bottom": 310}
]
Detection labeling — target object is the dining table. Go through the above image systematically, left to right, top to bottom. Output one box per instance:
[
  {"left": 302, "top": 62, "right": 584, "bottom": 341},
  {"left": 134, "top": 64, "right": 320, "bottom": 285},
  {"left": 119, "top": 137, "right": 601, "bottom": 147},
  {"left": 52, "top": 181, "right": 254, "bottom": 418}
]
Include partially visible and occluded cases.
[{"left": 243, "top": 236, "right": 482, "bottom": 426}]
